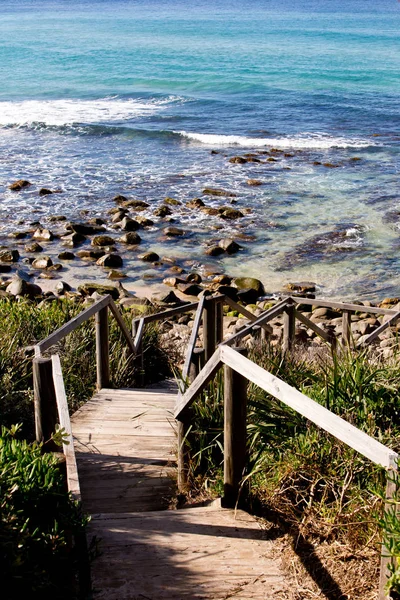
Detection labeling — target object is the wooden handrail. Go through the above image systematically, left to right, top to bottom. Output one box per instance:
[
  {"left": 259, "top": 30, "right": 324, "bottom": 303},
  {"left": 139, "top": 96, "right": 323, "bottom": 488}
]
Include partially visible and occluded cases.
[
  {"left": 35, "top": 295, "right": 112, "bottom": 356},
  {"left": 181, "top": 295, "right": 206, "bottom": 384},
  {"left": 288, "top": 296, "right": 399, "bottom": 317},
  {"left": 221, "top": 297, "right": 292, "bottom": 347},
  {"left": 294, "top": 310, "right": 330, "bottom": 342},
  {"left": 219, "top": 346, "right": 397, "bottom": 469},
  {"left": 175, "top": 349, "right": 222, "bottom": 419},
  {"left": 51, "top": 354, "right": 81, "bottom": 500}
]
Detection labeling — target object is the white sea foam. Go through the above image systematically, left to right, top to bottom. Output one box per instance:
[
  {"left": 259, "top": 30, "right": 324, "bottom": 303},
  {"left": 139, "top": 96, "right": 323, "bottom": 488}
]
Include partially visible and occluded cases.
[
  {"left": 0, "top": 96, "right": 183, "bottom": 127},
  {"left": 177, "top": 131, "right": 374, "bottom": 149}
]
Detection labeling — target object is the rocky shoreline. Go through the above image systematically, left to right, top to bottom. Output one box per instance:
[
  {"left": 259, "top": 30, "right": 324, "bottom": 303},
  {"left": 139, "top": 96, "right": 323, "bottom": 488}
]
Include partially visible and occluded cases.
[{"left": 2, "top": 178, "right": 400, "bottom": 359}]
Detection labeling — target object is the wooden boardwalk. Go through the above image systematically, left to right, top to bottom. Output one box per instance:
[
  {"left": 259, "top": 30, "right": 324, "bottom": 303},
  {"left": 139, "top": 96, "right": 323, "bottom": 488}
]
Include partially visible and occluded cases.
[{"left": 71, "top": 385, "right": 287, "bottom": 599}]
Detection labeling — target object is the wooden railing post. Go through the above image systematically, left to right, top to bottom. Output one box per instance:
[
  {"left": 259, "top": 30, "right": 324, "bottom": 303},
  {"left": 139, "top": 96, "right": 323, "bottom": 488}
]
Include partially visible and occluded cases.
[
  {"left": 203, "top": 298, "right": 217, "bottom": 362},
  {"left": 216, "top": 300, "right": 224, "bottom": 344},
  {"left": 283, "top": 303, "right": 295, "bottom": 353},
  {"left": 95, "top": 305, "right": 109, "bottom": 390},
  {"left": 342, "top": 310, "right": 352, "bottom": 347},
  {"left": 223, "top": 347, "right": 248, "bottom": 508},
  {"left": 178, "top": 348, "right": 205, "bottom": 492},
  {"left": 33, "top": 357, "right": 59, "bottom": 452},
  {"left": 379, "top": 455, "right": 399, "bottom": 600}
]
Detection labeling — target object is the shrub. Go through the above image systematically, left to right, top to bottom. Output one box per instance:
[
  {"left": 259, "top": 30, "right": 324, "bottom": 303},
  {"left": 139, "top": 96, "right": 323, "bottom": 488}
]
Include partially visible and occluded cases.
[{"left": 0, "top": 424, "right": 88, "bottom": 599}]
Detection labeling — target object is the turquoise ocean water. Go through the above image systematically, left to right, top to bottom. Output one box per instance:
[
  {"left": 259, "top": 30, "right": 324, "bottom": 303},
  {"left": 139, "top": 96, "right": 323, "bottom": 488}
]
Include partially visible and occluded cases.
[{"left": 0, "top": 0, "right": 399, "bottom": 299}]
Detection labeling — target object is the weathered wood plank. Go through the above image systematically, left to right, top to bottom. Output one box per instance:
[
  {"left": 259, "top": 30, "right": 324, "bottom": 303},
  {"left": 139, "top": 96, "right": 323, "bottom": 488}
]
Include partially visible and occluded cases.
[
  {"left": 181, "top": 294, "right": 205, "bottom": 383},
  {"left": 289, "top": 296, "right": 397, "bottom": 316},
  {"left": 221, "top": 297, "right": 291, "bottom": 347},
  {"left": 108, "top": 299, "right": 136, "bottom": 355},
  {"left": 294, "top": 310, "right": 330, "bottom": 342},
  {"left": 358, "top": 311, "right": 400, "bottom": 347},
  {"left": 220, "top": 346, "right": 397, "bottom": 469},
  {"left": 174, "top": 349, "right": 222, "bottom": 419},
  {"left": 51, "top": 355, "right": 81, "bottom": 500},
  {"left": 89, "top": 506, "right": 284, "bottom": 600}
]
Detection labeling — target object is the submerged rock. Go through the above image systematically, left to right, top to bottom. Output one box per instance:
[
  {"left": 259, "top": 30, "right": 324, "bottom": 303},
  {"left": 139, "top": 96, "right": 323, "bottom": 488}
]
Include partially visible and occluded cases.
[
  {"left": 9, "top": 180, "right": 31, "bottom": 191},
  {"left": 39, "top": 188, "right": 53, "bottom": 196},
  {"left": 203, "top": 188, "right": 237, "bottom": 197},
  {"left": 219, "top": 208, "right": 244, "bottom": 220},
  {"left": 164, "top": 227, "right": 184, "bottom": 237},
  {"left": 92, "top": 235, "right": 116, "bottom": 247},
  {"left": 218, "top": 239, "right": 242, "bottom": 254},
  {"left": 25, "top": 242, "right": 43, "bottom": 253},
  {"left": 139, "top": 251, "right": 160, "bottom": 262}
]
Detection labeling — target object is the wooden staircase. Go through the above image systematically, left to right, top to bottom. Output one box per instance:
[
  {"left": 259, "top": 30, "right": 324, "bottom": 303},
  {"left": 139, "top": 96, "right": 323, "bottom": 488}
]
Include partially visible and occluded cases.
[{"left": 71, "top": 384, "right": 286, "bottom": 599}]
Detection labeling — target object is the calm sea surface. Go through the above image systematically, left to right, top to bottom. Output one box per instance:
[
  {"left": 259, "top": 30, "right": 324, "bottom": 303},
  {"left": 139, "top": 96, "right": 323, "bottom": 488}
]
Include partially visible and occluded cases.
[{"left": 0, "top": 0, "right": 399, "bottom": 299}]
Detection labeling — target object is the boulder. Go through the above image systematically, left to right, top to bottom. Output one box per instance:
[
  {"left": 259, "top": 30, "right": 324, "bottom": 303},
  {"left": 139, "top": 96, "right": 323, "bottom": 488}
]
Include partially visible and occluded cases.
[
  {"left": 229, "top": 156, "right": 247, "bottom": 164},
  {"left": 246, "top": 179, "right": 263, "bottom": 186},
  {"left": 9, "top": 180, "right": 31, "bottom": 191},
  {"left": 39, "top": 188, "right": 53, "bottom": 196},
  {"left": 203, "top": 188, "right": 237, "bottom": 197},
  {"left": 113, "top": 194, "right": 128, "bottom": 203},
  {"left": 164, "top": 197, "right": 181, "bottom": 206},
  {"left": 186, "top": 198, "right": 205, "bottom": 209},
  {"left": 121, "top": 199, "right": 149, "bottom": 209},
  {"left": 153, "top": 206, "right": 172, "bottom": 217},
  {"left": 200, "top": 207, "right": 220, "bottom": 216},
  {"left": 219, "top": 208, "right": 244, "bottom": 220},
  {"left": 112, "top": 210, "right": 127, "bottom": 223},
  {"left": 48, "top": 215, "right": 67, "bottom": 222},
  {"left": 135, "top": 216, "right": 154, "bottom": 227},
  {"left": 120, "top": 217, "right": 141, "bottom": 231},
  {"left": 65, "top": 222, "right": 106, "bottom": 235},
  {"left": 164, "top": 227, "right": 184, "bottom": 237},
  {"left": 33, "top": 228, "right": 54, "bottom": 241},
  {"left": 8, "top": 231, "right": 28, "bottom": 240},
  {"left": 119, "top": 232, "right": 142, "bottom": 245},
  {"left": 61, "top": 233, "right": 86, "bottom": 247},
  {"left": 92, "top": 235, "right": 116, "bottom": 247},
  {"left": 218, "top": 239, "right": 242, "bottom": 254},
  {"left": 25, "top": 242, "right": 43, "bottom": 253},
  {"left": 206, "top": 246, "right": 225, "bottom": 256},
  {"left": 0, "top": 249, "right": 19, "bottom": 262},
  {"left": 76, "top": 250, "right": 105, "bottom": 260},
  {"left": 58, "top": 251, "right": 75, "bottom": 260},
  {"left": 139, "top": 251, "right": 160, "bottom": 262},
  {"left": 96, "top": 254, "right": 123, "bottom": 268},
  {"left": 32, "top": 256, "right": 53, "bottom": 269},
  {"left": 107, "top": 270, "right": 127, "bottom": 279},
  {"left": 186, "top": 273, "right": 202, "bottom": 284},
  {"left": 6, "top": 275, "right": 42, "bottom": 298},
  {"left": 163, "top": 277, "right": 185, "bottom": 287},
  {"left": 233, "top": 277, "right": 265, "bottom": 295},
  {"left": 55, "top": 281, "right": 72, "bottom": 295},
  {"left": 285, "top": 282, "right": 316, "bottom": 293},
  {"left": 78, "top": 283, "right": 119, "bottom": 300},
  {"left": 177, "top": 283, "right": 203, "bottom": 296},
  {"left": 237, "top": 288, "right": 260, "bottom": 304},
  {"left": 152, "top": 290, "right": 183, "bottom": 305}
]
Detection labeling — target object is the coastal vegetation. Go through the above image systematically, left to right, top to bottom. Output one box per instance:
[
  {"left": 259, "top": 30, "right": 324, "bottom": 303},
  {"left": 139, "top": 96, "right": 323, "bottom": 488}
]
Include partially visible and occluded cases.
[
  {"left": 0, "top": 287, "right": 399, "bottom": 598},
  {"left": 185, "top": 343, "right": 400, "bottom": 599}
]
